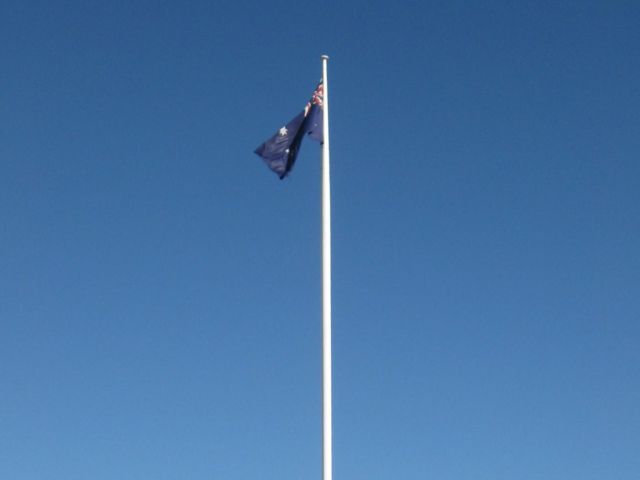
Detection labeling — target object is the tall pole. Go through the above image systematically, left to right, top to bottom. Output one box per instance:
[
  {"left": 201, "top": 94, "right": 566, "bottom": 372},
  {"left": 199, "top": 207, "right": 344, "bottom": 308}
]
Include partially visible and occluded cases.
[{"left": 320, "top": 54, "right": 332, "bottom": 480}]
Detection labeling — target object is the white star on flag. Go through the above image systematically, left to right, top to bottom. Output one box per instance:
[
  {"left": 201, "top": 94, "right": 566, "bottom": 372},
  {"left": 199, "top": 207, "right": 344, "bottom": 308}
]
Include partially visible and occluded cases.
[{"left": 279, "top": 126, "right": 288, "bottom": 136}]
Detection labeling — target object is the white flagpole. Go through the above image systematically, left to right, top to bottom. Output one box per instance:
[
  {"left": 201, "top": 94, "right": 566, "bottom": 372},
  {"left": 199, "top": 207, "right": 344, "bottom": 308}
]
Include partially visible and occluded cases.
[{"left": 320, "top": 54, "right": 332, "bottom": 480}]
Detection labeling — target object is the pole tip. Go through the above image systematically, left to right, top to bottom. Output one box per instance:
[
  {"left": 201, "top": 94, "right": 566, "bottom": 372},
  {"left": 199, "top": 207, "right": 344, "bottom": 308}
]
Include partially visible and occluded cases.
[{"left": 321, "top": 54, "right": 330, "bottom": 61}]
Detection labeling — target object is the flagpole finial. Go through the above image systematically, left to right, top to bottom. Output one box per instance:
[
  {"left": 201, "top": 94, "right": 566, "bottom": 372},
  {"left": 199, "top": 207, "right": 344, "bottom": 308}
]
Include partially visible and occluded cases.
[{"left": 321, "top": 54, "right": 329, "bottom": 61}]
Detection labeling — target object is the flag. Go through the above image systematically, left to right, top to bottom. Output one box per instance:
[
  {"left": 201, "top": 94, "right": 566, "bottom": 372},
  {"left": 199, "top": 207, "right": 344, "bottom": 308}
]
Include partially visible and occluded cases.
[{"left": 255, "top": 81, "right": 324, "bottom": 179}]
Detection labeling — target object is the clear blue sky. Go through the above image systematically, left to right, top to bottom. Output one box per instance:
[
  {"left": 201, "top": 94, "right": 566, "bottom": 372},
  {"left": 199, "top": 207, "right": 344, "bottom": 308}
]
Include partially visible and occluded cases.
[{"left": 1, "top": 1, "right": 639, "bottom": 479}]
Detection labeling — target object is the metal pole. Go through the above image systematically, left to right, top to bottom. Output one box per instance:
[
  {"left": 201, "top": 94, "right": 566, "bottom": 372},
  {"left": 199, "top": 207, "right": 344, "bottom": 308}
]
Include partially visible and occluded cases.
[{"left": 320, "top": 54, "right": 332, "bottom": 480}]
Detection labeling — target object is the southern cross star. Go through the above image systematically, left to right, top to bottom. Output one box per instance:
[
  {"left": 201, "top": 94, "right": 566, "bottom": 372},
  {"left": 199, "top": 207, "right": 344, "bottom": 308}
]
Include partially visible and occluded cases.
[{"left": 279, "top": 126, "right": 288, "bottom": 136}]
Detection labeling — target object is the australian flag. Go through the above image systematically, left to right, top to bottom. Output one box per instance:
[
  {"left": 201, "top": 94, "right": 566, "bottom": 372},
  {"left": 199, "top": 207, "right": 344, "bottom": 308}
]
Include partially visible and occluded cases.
[{"left": 255, "top": 81, "right": 324, "bottom": 179}]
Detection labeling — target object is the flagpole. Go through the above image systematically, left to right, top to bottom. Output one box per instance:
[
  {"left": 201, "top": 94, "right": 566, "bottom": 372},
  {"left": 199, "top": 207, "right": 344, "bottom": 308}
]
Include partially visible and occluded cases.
[{"left": 320, "top": 54, "right": 332, "bottom": 480}]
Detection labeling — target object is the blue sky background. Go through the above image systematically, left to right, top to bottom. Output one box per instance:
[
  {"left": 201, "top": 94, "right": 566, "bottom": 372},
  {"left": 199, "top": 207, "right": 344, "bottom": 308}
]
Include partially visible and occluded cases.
[{"left": 1, "top": 1, "right": 639, "bottom": 479}]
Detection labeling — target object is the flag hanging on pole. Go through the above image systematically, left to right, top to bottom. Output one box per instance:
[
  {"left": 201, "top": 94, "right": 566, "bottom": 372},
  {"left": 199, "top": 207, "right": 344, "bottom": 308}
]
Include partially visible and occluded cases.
[
  {"left": 253, "top": 56, "right": 332, "bottom": 480},
  {"left": 254, "top": 80, "right": 324, "bottom": 179}
]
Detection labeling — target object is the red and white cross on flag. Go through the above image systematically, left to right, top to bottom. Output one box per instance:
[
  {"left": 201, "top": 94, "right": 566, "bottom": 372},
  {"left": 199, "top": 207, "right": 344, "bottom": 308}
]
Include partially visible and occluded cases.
[{"left": 305, "top": 80, "right": 324, "bottom": 116}]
